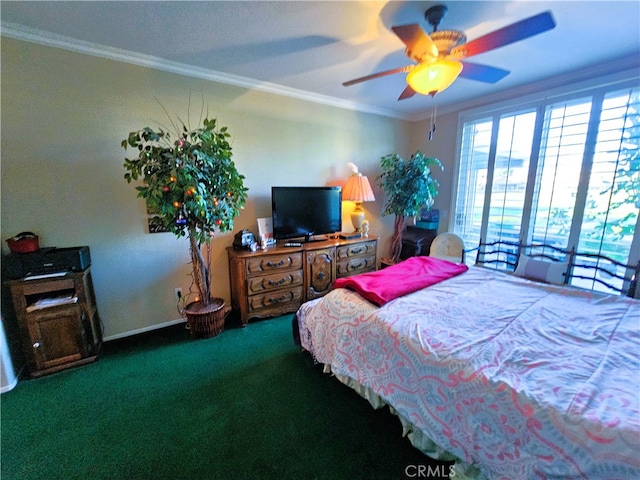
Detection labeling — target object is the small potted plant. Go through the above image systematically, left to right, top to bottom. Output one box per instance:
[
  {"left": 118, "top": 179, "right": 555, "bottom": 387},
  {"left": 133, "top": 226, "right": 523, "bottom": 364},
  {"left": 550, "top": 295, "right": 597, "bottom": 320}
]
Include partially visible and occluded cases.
[
  {"left": 122, "top": 109, "right": 248, "bottom": 338},
  {"left": 378, "top": 150, "right": 443, "bottom": 264}
]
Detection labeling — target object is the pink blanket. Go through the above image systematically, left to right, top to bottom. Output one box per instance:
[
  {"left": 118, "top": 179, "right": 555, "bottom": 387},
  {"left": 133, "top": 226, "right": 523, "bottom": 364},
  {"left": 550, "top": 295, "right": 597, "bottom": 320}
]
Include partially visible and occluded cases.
[{"left": 333, "top": 256, "right": 468, "bottom": 306}]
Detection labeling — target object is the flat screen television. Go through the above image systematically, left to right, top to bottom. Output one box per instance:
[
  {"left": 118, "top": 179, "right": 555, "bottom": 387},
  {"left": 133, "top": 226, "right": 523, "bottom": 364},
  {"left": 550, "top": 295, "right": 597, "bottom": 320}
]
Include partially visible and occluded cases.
[{"left": 271, "top": 186, "right": 342, "bottom": 242}]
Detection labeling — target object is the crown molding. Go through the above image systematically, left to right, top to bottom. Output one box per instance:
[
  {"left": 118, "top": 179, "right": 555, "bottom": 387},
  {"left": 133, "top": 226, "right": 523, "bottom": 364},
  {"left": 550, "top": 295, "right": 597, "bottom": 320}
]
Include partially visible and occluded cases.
[
  {"left": 1, "top": 21, "right": 406, "bottom": 121},
  {"left": 415, "top": 53, "right": 640, "bottom": 121}
]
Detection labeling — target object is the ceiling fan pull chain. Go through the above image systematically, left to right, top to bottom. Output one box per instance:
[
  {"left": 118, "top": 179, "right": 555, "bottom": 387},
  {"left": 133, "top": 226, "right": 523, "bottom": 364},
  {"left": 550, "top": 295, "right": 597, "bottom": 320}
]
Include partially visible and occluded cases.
[
  {"left": 429, "top": 102, "right": 438, "bottom": 141},
  {"left": 433, "top": 102, "right": 437, "bottom": 134}
]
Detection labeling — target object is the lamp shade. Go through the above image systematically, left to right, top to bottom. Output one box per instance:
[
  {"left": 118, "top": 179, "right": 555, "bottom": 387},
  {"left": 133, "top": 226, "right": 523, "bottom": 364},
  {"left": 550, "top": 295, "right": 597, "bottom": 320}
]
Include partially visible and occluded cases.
[
  {"left": 406, "top": 58, "right": 463, "bottom": 96},
  {"left": 342, "top": 173, "right": 375, "bottom": 203}
]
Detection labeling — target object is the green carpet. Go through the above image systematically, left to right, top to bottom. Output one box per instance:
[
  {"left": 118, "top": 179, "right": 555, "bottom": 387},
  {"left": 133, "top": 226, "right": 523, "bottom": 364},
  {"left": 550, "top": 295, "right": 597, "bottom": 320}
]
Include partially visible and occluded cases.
[{"left": 1, "top": 315, "right": 451, "bottom": 480}]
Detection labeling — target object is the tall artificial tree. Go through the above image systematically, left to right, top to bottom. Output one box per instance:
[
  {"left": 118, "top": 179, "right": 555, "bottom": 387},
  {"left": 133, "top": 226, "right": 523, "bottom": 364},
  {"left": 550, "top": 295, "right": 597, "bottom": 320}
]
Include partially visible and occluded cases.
[
  {"left": 122, "top": 111, "right": 248, "bottom": 317},
  {"left": 378, "top": 151, "right": 443, "bottom": 263}
]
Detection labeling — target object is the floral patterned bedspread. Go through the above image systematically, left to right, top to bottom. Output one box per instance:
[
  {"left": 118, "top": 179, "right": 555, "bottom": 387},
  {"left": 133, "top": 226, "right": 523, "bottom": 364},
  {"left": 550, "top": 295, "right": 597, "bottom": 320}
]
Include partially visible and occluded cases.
[{"left": 297, "top": 266, "right": 640, "bottom": 480}]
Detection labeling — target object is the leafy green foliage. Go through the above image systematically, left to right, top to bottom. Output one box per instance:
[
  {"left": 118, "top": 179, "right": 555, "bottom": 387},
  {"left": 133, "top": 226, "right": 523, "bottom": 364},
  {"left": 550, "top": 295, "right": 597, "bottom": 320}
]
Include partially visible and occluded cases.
[
  {"left": 122, "top": 115, "right": 248, "bottom": 307},
  {"left": 122, "top": 118, "right": 248, "bottom": 246},
  {"left": 377, "top": 150, "right": 443, "bottom": 262},
  {"left": 378, "top": 151, "right": 443, "bottom": 218}
]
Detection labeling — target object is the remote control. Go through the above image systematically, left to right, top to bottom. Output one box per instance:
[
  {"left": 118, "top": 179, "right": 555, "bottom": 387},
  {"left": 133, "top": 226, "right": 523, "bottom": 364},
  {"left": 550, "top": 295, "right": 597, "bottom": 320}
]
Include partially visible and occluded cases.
[{"left": 284, "top": 242, "right": 302, "bottom": 247}]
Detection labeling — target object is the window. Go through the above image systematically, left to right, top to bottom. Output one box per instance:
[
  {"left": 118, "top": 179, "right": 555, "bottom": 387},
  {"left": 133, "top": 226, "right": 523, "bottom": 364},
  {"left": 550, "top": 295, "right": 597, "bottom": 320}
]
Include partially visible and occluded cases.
[
  {"left": 454, "top": 82, "right": 640, "bottom": 294},
  {"left": 529, "top": 98, "right": 591, "bottom": 250},
  {"left": 488, "top": 111, "right": 536, "bottom": 244},
  {"left": 454, "top": 118, "right": 491, "bottom": 243}
]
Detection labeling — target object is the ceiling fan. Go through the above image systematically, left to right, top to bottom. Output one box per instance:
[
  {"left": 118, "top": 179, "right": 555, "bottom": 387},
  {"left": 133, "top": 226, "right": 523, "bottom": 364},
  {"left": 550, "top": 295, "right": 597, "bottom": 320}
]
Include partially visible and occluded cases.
[{"left": 343, "top": 4, "right": 556, "bottom": 100}]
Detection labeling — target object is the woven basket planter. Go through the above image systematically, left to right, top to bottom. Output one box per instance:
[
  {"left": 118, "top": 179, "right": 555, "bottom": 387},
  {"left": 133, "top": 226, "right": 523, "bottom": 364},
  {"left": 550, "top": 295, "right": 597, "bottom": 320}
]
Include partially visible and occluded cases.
[{"left": 185, "top": 298, "right": 225, "bottom": 339}]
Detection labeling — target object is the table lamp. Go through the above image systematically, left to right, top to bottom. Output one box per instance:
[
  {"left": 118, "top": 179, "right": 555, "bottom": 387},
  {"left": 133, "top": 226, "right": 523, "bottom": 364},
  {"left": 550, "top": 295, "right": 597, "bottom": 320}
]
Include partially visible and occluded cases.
[{"left": 342, "top": 163, "right": 375, "bottom": 233}]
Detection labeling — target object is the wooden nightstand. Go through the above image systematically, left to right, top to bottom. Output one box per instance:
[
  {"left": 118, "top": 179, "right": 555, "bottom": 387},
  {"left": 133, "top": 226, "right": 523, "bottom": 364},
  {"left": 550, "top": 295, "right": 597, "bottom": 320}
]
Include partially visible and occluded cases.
[
  {"left": 399, "top": 226, "right": 438, "bottom": 260},
  {"left": 8, "top": 268, "right": 102, "bottom": 377}
]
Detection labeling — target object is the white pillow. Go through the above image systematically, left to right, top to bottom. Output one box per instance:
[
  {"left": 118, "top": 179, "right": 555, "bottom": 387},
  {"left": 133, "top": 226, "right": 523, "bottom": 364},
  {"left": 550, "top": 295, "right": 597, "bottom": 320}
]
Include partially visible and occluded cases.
[{"left": 514, "top": 254, "right": 568, "bottom": 285}]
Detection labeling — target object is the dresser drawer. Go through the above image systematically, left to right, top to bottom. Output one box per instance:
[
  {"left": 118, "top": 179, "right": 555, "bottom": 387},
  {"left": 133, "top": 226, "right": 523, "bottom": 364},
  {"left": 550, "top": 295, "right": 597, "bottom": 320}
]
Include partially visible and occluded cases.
[
  {"left": 337, "top": 241, "right": 376, "bottom": 260},
  {"left": 246, "top": 253, "right": 303, "bottom": 276},
  {"left": 336, "top": 256, "right": 376, "bottom": 277},
  {"left": 247, "top": 270, "right": 304, "bottom": 294},
  {"left": 248, "top": 286, "right": 304, "bottom": 313}
]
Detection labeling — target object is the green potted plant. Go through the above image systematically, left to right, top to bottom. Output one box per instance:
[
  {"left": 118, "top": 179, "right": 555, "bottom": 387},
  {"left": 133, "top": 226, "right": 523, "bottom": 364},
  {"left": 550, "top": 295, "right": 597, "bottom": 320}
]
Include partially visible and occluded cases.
[
  {"left": 122, "top": 110, "right": 248, "bottom": 338},
  {"left": 378, "top": 150, "right": 443, "bottom": 264}
]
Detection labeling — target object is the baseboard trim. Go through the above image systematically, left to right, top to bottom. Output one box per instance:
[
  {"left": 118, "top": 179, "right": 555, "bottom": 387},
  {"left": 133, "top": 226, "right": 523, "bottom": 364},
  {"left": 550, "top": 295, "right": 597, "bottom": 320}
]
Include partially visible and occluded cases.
[
  {"left": 103, "top": 305, "right": 233, "bottom": 342},
  {"left": 103, "top": 318, "right": 186, "bottom": 342}
]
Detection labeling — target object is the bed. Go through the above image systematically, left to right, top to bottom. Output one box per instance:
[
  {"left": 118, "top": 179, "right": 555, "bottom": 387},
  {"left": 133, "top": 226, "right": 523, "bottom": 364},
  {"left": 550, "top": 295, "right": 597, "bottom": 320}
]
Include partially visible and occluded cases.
[{"left": 295, "top": 242, "right": 640, "bottom": 480}]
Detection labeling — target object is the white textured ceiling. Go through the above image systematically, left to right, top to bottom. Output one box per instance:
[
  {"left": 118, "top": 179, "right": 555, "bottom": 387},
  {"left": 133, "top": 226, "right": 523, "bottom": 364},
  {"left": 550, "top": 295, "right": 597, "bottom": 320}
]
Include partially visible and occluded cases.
[{"left": 2, "top": 1, "right": 639, "bottom": 120}]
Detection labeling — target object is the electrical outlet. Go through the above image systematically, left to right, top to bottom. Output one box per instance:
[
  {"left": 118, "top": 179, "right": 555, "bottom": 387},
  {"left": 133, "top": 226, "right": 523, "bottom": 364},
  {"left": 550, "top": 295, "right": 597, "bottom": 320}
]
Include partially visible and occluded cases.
[{"left": 174, "top": 287, "right": 183, "bottom": 300}]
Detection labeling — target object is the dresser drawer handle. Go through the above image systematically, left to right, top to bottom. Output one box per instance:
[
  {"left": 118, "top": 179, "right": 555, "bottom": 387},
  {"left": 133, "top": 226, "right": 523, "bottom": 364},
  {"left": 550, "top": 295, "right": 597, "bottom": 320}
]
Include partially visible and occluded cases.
[
  {"left": 351, "top": 247, "right": 365, "bottom": 255},
  {"left": 266, "top": 259, "right": 286, "bottom": 268},
  {"left": 351, "top": 262, "right": 364, "bottom": 270},
  {"left": 268, "top": 278, "right": 286, "bottom": 287},
  {"left": 268, "top": 294, "right": 289, "bottom": 304}
]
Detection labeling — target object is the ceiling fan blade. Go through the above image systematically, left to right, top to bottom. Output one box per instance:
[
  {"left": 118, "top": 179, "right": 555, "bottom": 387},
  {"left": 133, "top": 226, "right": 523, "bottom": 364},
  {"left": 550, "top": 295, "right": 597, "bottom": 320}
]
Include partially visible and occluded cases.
[
  {"left": 451, "top": 11, "right": 556, "bottom": 59},
  {"left": 391, "top": 24, "right": 438, "bottom": 61},
  {"left": 460, "top": 61, "right": 510, "bottom": 83},
  {"left": 342, "top": 65, "right": 412, "bottom": 87},
  {"left": 398, "top": 86, "right": 417, "bottom": 101}
]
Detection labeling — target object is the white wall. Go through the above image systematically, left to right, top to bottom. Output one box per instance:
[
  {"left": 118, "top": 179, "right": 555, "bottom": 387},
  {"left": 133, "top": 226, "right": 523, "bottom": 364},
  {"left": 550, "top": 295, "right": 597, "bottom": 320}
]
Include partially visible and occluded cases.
[
  {"left": 1, "top": 38, "right": 411, "bottom": 339},
  {"left": 408, "top": 111, "right": 459, "bottom": 231}
]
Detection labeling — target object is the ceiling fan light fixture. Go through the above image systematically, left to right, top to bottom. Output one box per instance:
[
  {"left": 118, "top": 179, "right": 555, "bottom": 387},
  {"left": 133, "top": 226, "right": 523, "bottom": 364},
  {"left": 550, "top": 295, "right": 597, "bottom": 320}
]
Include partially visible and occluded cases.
[{"left": 406, "top": 58, "right": 463, "bottom": 96}]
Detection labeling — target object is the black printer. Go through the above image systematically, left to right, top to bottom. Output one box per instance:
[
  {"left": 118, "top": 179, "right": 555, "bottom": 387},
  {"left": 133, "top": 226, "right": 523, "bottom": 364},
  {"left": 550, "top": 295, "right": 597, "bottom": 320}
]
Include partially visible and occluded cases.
[{"left": 4, "top": 246, "right": 91, "bottom": 279}]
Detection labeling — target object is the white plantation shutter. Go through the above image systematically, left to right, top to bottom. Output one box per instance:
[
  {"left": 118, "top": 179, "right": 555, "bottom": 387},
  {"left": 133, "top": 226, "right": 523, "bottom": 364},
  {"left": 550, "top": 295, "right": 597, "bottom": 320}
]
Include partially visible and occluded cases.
[
  {"left": 453, "top": 82, "right": 639, "bottom": 292},
  {"left": 574, "top": 87, "right": 640, "bottom": 292},
  {"left": 528, "top": 98, "right": 592, "bottom": 250},
  {"left": 486, "top": 111, "right": 536, "bottom": 244},
  {"left": 454, "top": 118, "right": 492, "bottom": 256}
]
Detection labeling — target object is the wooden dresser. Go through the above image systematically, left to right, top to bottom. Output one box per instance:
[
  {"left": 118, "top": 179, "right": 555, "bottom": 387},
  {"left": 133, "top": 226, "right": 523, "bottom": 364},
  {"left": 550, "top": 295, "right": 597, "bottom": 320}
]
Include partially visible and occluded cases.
[{"left": 227, "top": 236, "right": 377, "bottom": 326}]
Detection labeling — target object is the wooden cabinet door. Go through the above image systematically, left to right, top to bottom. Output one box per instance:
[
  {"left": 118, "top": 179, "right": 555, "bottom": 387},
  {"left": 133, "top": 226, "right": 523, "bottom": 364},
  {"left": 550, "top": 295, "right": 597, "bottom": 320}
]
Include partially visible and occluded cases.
[
  {"left": 305, "top": 248, "right": 335, "bottom": 301},
  {"left": 29, "top": 305, "right": 87, "bottom": 371}
]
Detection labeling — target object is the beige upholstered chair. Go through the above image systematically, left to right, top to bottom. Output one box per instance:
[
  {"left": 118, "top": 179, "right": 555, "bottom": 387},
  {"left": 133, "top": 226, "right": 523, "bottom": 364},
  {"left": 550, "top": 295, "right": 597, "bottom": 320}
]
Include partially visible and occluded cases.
[{"left": 430, "top": 233, "right": 465, "bottom": 263}]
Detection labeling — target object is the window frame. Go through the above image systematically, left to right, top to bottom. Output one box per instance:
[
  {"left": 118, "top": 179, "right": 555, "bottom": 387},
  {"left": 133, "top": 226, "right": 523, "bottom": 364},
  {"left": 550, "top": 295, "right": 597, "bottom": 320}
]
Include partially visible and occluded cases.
[{"left": 450, "top": 74, "right": 640, "bottom": 289}]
